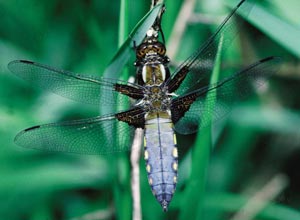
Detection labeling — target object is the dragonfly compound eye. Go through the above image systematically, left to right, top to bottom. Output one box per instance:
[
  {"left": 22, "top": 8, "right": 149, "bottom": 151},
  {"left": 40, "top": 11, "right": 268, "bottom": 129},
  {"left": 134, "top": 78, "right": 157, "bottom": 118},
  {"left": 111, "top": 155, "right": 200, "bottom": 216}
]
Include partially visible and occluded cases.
[{"left": 136, "top": 41, "right": 166, "bottom": 59}]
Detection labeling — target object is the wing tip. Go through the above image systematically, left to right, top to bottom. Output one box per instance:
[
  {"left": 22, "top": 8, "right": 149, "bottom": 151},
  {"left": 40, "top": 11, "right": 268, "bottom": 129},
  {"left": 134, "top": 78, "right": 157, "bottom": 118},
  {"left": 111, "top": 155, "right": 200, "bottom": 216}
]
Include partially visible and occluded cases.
[
  {"left": 260, "top": 56, "right": 283, "bottom": 64},
  {"left": 8, "top": 59, "right": 34, "bottom": 70},
  {"left": 19, "top": 60, "right": 34, "bottom": 64},
  {"left": 14, "top": 125, "right": 41, "bottom": 143},
  {"left": 24, "top": 125, "right": 41, "bottom": 132}
]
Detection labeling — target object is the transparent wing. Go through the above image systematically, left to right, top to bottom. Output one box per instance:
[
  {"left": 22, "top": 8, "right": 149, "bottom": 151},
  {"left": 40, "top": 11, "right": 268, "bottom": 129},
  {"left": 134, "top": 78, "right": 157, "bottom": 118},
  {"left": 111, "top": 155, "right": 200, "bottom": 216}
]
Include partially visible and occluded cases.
[
  {"left": 167, "top": 0, "right": 254, "bottom": 95},
  {"left": 173, "top": 56, "right": 281, "bottom": 134},
  {"left": 8, "top": 60, "right": 143, "bottom": 111},
  {"left": 14, "top": 114, "right": 137, "bottom": 154}
]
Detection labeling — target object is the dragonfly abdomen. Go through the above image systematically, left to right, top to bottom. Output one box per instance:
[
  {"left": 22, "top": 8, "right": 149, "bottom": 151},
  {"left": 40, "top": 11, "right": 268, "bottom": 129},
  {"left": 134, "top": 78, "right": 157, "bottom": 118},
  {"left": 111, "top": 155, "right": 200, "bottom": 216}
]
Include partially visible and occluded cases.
[{"left": 144, "top": 113, "right": 178, "bottom": 211}]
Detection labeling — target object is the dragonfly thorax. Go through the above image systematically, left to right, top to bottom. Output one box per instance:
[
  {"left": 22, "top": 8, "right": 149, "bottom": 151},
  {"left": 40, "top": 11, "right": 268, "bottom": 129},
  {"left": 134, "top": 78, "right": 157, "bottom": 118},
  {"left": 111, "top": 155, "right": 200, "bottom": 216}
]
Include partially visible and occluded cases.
[
  {"left": 142, "top": 63, "right": 167, "bottom": 85},
  {"left": 141, "top": 85, "right": 171, "bottom": 114}
]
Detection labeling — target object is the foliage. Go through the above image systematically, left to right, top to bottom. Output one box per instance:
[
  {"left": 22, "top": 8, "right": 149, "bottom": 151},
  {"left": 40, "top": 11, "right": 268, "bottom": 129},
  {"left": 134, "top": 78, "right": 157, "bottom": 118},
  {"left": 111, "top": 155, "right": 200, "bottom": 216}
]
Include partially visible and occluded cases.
[{"left": 0, "top": 0, "right": 300, "bottom": 219}]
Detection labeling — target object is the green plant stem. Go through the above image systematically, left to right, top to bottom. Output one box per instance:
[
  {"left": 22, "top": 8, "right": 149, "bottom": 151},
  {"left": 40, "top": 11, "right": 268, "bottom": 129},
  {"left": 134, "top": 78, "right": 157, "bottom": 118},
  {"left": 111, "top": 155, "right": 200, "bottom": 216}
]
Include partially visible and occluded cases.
[{"left": 179, "top": 35, "right": 224, "bottom": 220}]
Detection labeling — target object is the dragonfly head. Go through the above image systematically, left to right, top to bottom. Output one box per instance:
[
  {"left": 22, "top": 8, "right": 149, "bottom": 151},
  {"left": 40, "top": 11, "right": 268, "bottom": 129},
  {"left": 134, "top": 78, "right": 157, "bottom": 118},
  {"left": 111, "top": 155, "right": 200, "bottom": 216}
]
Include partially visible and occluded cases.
[{"left": 136, "top": 40, "right": 166, "bottom": 60}]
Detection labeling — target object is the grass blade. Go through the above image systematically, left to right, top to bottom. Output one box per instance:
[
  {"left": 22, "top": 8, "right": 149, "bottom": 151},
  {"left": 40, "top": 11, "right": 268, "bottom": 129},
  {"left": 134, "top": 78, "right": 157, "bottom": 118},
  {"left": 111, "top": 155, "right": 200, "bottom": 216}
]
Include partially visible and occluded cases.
[{"left": 179, "top": 35, "right": 224, "bottom": 220}]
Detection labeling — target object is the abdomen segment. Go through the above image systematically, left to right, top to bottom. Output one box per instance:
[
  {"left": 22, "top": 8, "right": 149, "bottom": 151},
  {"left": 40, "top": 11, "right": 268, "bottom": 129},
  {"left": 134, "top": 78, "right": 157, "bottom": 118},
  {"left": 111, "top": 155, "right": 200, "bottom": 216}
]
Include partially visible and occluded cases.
[{"left": 144, "top": 114, "right": 178, "bottom": 211}]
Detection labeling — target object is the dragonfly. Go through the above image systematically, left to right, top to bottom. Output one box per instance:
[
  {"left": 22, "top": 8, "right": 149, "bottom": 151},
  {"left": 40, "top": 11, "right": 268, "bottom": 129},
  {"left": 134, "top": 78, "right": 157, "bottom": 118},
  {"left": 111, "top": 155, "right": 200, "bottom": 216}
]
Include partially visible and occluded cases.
[{"left": 8, "top": 0, "right": 280, "bottom": 211}]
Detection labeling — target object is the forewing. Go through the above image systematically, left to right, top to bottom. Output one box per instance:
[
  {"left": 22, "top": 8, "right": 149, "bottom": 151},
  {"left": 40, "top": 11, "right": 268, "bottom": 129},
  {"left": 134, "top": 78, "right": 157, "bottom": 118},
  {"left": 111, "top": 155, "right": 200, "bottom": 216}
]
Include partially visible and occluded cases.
[
  {"left": 167, "top": 0, "right": 254, "bottom": 95},
  {"left": 173, "top": 57, "right": 281, "bottom": 134},
  {"left": 8, "top": 60, "right": 143, "bottom": 111},
  {"left": 14, "top": 114, "right": 136, "bottom": 154}
]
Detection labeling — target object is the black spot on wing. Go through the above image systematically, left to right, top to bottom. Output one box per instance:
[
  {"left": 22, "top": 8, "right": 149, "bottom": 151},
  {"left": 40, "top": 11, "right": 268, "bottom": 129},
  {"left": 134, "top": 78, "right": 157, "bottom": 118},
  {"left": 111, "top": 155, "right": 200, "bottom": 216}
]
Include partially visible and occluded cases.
[
  {"left": 19, "top": 60, "right": 34, "bottom": 64},
  {"left": 24, "top": 125, "right": 41, "bottom": 132}
]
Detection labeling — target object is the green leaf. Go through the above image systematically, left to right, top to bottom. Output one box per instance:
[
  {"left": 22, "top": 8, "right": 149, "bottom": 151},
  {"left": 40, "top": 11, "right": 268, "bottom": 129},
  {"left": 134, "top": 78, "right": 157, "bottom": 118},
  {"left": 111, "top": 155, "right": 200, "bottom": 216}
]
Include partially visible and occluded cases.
[
  {"left": 237, "top": 0, "right": 300, "bottom": 58},
  {"left": 179, "top": 34, "right": 224, "bottom": 220},
  {"left": 230, "top": 105, "right": 300, "bottom": 134},
  {"left": 205, "top": 192, "right": 300, "bottom": 220}
]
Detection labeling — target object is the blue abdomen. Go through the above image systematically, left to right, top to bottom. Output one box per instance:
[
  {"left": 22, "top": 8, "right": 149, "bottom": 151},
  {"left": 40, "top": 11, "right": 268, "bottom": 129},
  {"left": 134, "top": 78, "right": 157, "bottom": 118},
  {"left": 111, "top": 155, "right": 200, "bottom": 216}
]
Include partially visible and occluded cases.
[{"left": 144, "top": 115, "right": 178, "bottom": 211}]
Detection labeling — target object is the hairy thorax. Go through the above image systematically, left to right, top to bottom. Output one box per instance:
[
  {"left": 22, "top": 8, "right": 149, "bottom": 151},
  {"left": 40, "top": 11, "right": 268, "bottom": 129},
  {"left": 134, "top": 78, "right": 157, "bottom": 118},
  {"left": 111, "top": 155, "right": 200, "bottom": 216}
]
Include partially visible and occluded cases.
[{"left": 142, "top": 85, "right": 171, "bottom": 114}]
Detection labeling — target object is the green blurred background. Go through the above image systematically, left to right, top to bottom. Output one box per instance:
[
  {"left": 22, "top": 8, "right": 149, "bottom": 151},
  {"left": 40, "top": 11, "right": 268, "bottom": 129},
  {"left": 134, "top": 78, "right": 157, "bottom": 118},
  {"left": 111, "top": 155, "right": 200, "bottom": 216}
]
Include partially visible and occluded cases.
[{"left": 1, "top": 0, "right": 300, "bottom": 219}]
